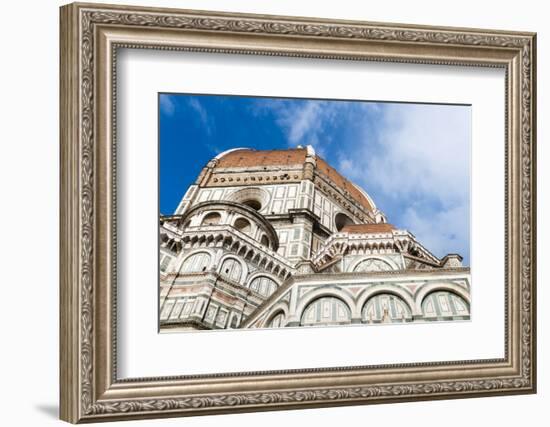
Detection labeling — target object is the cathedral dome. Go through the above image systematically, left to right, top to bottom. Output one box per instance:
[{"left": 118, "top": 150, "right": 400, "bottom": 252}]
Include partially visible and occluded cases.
[{"left": 213, "top": 147, "right": 375, "bottom": 213}]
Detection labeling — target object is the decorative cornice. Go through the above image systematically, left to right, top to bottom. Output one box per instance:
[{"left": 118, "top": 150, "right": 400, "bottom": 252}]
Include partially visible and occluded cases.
[
  {"left": 179, "top": 200, "right": 281, "bottom": 251},
  {"left": 291, "top": 266, "right": 471, "bottom": 282}
]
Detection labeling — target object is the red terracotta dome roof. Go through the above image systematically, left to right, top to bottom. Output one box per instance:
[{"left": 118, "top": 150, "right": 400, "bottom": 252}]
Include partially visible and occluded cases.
[
  {"left": 216, "top": 148, "right": 307, "bottom": 168},
  {"left": 315, "top": 157, "right": 373, "bottom": 211}
]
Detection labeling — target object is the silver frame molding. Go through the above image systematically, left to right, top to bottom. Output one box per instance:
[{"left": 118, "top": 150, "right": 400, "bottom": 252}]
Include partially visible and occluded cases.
[{"left": 60, "top": 2, "right": 537, "bottom": 423}]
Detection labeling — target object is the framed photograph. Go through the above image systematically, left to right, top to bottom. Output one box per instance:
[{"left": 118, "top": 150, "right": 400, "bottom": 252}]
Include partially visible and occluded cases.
[{"left": 60, "top": 2, "right": 537, "bottom": 423}]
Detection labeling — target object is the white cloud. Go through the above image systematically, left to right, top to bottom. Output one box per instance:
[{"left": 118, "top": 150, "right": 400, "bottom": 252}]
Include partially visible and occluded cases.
[
  {"left": 252, "top": 99, "right": 345, "bottom": 148},
  {"left": 283, "top": 101, "right": 326, "bottom": 144},
  {"left": 338, "top": 103, "right": 471, "bottom": 263},
  {"left": 342, "top": 104, "right": 470, "bottom": 205},
  {"left": 383, "top": 105, "right": 468, "bottom": 203},
  {"left": 401, "top": 204, "right": 470, "bottom": 263}
]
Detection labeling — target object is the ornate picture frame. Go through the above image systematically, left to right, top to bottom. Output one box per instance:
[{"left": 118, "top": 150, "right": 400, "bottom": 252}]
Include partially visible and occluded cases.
[{"left": 60, "top": 2, "right": 536, "bottom": 423}]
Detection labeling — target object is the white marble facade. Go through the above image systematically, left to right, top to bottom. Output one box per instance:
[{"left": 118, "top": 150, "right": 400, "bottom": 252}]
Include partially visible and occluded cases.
[{"left": 159, "top": 146, "right": 470, "bottom": 331}]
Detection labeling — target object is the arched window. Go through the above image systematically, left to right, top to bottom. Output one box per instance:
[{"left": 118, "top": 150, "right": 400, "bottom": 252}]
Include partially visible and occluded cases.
[
  {"left": 227, "top": 187, "right": 268, "bottom": 211},
  {"left": 243, "top": 199, "right": 262, "bottom": 211},
  {"left": 201, "top": 212, "right": 221, "bottom": 226},
  {"left": 334, "top": 212, "right": 354, "bottom": 231},
  {"left": 234, "top": 217, "right": 252, "bottom": 234},
  {"left": 260, "top": 235, "right": 270, "bottom": 247},
  {"left": 181, "top": 252, "right": 211, "bottom": 273},
  {"left": 219, "top": 258, "right": 243, "bottom": 283},
  {"left": 353, "top": 258, "right": 394, "bottom": 273},
  {"left": 249, "top": 276, "right": 278, "bottom": 297},
  {"left": 422, "top": 291, "right": 470, "bottom": 319},
  {"left": 362, "top": 293, "right": 412, "bottom": 323},
  {"left": 300, "top": 297, "right": 351, "bottom": 326},
  {"left": 269, "top": 311, "right": 285, "bottom": 328}
]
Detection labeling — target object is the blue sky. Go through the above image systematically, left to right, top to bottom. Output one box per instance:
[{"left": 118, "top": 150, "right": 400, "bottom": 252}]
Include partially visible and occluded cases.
[{"left": 159, "top": 93, "right": 471, "bottom": 265}]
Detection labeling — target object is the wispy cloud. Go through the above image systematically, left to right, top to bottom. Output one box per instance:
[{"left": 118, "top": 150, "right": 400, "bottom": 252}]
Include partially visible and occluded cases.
[
  {"left": 159, "top": 94, "right": 175, "bottom": 116},
  {"left": 188, "top": 98, "right": 214, "bottom": 135},
  {"left": 251, "top": 99, "right": 350, "bottom": 151},
  {"left": 277, "top": 101, "right": 331, "bottom": 145},
  {"left": 368, "top": 104, "right": 469, "bottom": 204},
  {"left": 401, "top": 203, "right": 469, "bottom": 263}
]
